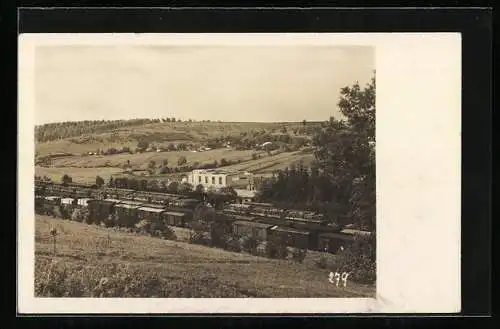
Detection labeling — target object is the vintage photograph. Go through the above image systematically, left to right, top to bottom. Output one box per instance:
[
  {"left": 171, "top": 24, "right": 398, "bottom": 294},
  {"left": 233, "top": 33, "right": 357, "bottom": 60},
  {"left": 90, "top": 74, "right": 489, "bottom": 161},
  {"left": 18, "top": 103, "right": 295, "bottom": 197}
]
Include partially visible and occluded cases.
[{"left": 31, "top": 41, "right": 376, "bottom": 298}]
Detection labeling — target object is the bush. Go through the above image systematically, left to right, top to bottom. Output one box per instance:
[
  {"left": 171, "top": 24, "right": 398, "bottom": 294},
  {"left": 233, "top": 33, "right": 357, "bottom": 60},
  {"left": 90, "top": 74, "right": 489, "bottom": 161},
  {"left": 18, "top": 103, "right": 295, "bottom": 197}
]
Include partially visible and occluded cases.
[
  {"left": 71, "top": 208, "right": 88, "bottom": 222},
  {"left": 103, "top": 214, "right": 116, "bottom": 228},
  {"left": 161, "top": 226, "right": 177, "bottom": 241},
  {"left": 188, "top": 231, "right": 210, "bottom": 246},
  {"left": 332, "top": 233, "right": 376, "bottom": 284},
  {"left": 224, "top": 236, "right": 241, "bottom": 252},
  {"left": 239, "top": 236, "right": 258, "bottom": 254},
  {"left": 266, "top": 238, "right": 288, "bottom": 259},
  {"left": 291, "top": 248, "right": 307, "bottom": 263}
]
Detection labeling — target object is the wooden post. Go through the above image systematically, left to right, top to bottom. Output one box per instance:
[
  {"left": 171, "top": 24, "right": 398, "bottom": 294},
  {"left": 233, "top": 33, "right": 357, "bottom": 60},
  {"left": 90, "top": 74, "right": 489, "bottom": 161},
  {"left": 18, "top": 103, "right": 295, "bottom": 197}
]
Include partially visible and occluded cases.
[
  {"left": 50, "top": 227, "right": 57, "bottom": 256},
  {"left": 52, "top": 233, "right": 57, "bottom": 256}
]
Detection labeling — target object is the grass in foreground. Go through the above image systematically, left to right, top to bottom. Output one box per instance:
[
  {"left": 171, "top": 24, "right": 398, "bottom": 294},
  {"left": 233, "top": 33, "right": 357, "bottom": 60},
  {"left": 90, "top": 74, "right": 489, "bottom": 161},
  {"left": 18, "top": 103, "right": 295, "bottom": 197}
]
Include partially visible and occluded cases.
[{"left": 35, "top": 215, "right": 375, "bottom": 298}]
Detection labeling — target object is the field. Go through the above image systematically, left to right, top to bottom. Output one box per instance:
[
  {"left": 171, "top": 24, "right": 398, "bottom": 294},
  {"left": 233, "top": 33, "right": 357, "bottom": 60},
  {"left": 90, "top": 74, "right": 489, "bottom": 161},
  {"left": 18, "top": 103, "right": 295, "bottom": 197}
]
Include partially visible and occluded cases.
[
  {"left": 35, "top": 120, "right": 317, "bottom": 184},
  {"left": 45, "top": 149, "right": 259, "bottom": 168},
  {"left": 35, "top": 151, "right": 315, "bottom": 185},
  {"left": 35, "top": 166, "right": 125, "bottom": 184},
  {"left": 35, "top": 215, "right": 375, "bottom": 298}
]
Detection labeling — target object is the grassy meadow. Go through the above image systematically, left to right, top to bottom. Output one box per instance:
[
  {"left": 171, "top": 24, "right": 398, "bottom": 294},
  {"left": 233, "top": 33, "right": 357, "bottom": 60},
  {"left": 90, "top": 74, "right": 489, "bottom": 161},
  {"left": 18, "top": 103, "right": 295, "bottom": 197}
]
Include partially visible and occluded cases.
[{"left": 35, "top": 215, "right": 375, "bottom": 298}]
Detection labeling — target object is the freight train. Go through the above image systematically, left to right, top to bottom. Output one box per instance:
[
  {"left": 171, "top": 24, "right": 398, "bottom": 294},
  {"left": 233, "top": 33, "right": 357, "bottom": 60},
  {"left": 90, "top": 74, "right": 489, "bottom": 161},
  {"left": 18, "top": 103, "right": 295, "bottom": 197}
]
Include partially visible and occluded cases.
[{"left": 34, "top": 180, "right": 370, "bottom": 253}]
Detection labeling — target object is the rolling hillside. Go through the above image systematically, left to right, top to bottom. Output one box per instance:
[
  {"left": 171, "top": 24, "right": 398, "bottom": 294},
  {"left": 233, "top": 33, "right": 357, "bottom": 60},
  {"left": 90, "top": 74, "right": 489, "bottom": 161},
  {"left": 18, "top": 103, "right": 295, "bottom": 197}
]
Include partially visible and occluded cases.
[
  {"left": 35, "top": 120, "right": 318, "bottom": 184},
  {"left": 35, "top": 215, "right": 375, "bottom": 298}
]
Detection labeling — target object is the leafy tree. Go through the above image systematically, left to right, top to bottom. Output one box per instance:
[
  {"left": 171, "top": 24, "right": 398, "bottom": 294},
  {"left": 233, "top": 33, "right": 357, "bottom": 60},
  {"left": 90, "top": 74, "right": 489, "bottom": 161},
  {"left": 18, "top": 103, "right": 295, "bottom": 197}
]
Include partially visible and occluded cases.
[
  {"left": 314, "top": 73, "right": 375, "bottom": 231},
  {"left": 137, "top": 140, "right": 149, "bottom": 151},
  {"left": 177, "top": 156, "right": 187, "bottom": 166},
  {"left": 61, "top": 174, "right": 72, "bottom": 186},
  {"left": 95, "top": 176, "right": 105, "bottom": 187},
  {"left": 166, "top": 181, "right": 179, "bottom": 194},
  {"left": 177, "top": 182, "right": 193, "bottom": 194},
  {"left": 195, "top": 184, "right": 205, "bottom": 194}
]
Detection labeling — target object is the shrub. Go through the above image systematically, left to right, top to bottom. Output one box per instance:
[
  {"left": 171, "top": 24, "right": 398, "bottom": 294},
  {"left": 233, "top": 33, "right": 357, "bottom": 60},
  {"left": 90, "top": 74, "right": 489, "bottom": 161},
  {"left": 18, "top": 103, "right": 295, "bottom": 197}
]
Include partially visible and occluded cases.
[
  {"left": 71, "top": 208, "right": 89, "bottom": 223},
  {"left": 103, "top": 214, "right": 116, "bottom": 228},
  {"left": 161, "top": 226, "right": 177, "bottom": 241},
  {"left": 332, "top": 233, "right": 376, "bottom": 284},
  {"left": 239, "top": 235, "right": 258, "bottom": 254},
  {"left": 224, "top": 236, "right": 241, "bottom": 252},
  {"left": 266, "top": 238, "right": 288, "bottom": 259},
  {"left": 291, "top": 248, "right": 307, "bottom": 263}
]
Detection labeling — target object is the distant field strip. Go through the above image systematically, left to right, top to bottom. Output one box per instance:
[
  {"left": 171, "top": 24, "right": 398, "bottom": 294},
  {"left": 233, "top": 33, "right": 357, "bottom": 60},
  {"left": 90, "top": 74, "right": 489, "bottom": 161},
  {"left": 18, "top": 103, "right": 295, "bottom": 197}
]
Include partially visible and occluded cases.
[
  {"left": 48, "top": 149, "right": 259, "bottom": 168},
  {"left": 35, "top": 166, "right": 124, "bottom": 184}
]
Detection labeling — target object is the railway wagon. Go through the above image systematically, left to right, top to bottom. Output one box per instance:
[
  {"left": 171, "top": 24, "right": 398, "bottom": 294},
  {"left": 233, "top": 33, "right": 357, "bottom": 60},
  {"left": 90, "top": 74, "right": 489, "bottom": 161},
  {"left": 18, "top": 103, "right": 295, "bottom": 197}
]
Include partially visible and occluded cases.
[
  {"left": 35, "top": 196, "right": 48, "bottom": 214},
  {"left": 44, "top": 196, "right": 61, "bottom": 206},
  {"left": 59, "top": 197, "right": 77, "bottom": 219},
  {"left": 75, "top": 198, "right": 93, "bottom": 209},
  {"left": 170, "top": 198, "right": 201, "bottom": 210},
  {"left": 88, "top": 199, "right": 120, "bottom": 223},
  {"left": 114, "top": 203, "right": 141, "bottom": 227},
  {"left": 136, "top": 206, "right": 166, "bottom": 232},
  {"left": 162, "top": 211, "right": 187, "bottom": 227},
  {"left": 232, "top": 220, "right": 273, "bottom": 242},
  {"left": 268, "top": 225, "right": 311, "bottom": 250},
  {"left": 317, "top": 232, "right": 354, "bottom": 253}
]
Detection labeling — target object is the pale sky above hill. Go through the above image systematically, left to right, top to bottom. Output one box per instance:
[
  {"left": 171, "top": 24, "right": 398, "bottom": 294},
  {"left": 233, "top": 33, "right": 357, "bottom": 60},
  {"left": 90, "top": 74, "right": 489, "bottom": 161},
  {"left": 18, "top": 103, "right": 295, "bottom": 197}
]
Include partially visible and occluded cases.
[{"left": 34, "top": 45, "right": 374, "bottom": 125}]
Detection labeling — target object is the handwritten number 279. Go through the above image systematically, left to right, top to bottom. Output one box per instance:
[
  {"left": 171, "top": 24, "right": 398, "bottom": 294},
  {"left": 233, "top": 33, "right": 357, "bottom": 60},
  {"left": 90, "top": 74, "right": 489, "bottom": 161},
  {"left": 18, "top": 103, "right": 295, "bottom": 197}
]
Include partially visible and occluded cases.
[{"left": 329, "top": 272, "right": 349, "bottom": 287}]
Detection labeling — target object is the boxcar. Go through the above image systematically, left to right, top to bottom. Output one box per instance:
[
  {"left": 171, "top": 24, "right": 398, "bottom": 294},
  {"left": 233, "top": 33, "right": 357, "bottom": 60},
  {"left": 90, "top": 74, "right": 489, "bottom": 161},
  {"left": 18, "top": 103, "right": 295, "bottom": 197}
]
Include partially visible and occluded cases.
[
  {"left": 44, "top": 196, "right": 61, "bottom": 205},
  {"left": 76, "top": 198, "right": 93, "bottom": 208},
  {"left": 88, "top": 199, "right": 118, "bottom": 223},
  {"left": 114, "top": 203, "right": 140, "bottom": 227},
  {"left": 137, "top": 206, "right": 166, "bottom": 231},
  {"left": 162, "top": 211, "right": 187, "bottom": 227},
  {"left": 232, "top": 220, "right": 273, "bottom": 241},
  {"left": 268, "top": 226, "right": 311, "bottom": 249},
  {"left": 317, "top": 232, "right": 354, "bottom": 253}
]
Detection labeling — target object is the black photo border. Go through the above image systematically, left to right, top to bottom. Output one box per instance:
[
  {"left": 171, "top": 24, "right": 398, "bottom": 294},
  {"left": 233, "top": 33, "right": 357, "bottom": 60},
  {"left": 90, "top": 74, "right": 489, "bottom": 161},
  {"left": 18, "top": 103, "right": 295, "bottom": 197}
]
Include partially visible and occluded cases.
[{"left": 9, "top": 5, "right": 492, "bottom": 326}]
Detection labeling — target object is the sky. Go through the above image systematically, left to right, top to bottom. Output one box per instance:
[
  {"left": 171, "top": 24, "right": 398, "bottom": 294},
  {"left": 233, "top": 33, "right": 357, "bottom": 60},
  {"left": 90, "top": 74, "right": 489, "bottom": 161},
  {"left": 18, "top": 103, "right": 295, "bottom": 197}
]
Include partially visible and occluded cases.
[{"left": 34, "top": 45, "right": 374, "bottom": 125}]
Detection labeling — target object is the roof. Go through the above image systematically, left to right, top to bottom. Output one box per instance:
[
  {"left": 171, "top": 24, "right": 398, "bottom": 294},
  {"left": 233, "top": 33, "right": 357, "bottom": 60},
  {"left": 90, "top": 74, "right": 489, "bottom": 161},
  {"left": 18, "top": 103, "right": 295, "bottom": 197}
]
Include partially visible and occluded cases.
[
  {"left": 192, "top": 169, "right": 239, "bottom": 175},
  {"left": 45, "top": 196, "right": 60, "bottom": 200},
  {"left": 61, "top": 198, "right": 74, "bottom": 202},
  {"left": 78, "top": 198, "right": 93, "bottom": 202},
  {"left": 104, "top": 198, "right": 123, "bottom": 203},
  {"left": 179, "top": 198, "right": 199, "bottom": 203},
  {"left": 120, "top": 200, "right": 144, "bottom": 206},
  {"left": 246, "top": 202, "right": 274, "bottom": 208},
  {"left": 228, "top": 203, "right": 250, "bottom": 208},
  {"left": 115, "top": 204, "right": 140, "bottom": 209},
  {"left": 138, "top": 207, "right": 165, "bottom": 213},
  {"left": 164, "top": 211, "right": 186, "bottom": 217},
  {"left": 229, "top": 215, "right": 256, "bottom": 221},
  {"left": 285, "top": 217, "right": 324, "bottom": 224},
  {"left": 233, "top": 220, "right": 273, "bottom": 229},
  {"left": 270, "top": 226, "right": 311, "bottom": 235},
  {"left": 341, "top": 229, "right": 373, "bottom": 236},
  {"left": 318, "top": 232, "right": 354, "bottom": 240}
]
